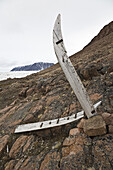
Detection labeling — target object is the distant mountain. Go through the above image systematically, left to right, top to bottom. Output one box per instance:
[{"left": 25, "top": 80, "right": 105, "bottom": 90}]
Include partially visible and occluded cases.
[{"left": 11, "top": 62, "right": 54, "bottom": 71}]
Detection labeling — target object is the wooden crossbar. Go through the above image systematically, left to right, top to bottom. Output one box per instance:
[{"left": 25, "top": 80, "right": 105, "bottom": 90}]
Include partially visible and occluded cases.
[{"left": 14, "top": 101, "right": 101, "bottom": 133}]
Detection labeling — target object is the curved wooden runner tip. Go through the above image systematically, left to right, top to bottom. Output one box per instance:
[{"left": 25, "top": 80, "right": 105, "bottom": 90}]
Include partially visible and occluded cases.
[{"left": 53, "top": 14, "right": 97, "bottom": 118}]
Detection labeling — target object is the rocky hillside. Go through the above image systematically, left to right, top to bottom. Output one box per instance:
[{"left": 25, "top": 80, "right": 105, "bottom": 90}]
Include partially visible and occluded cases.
[
  {"left": 0, "top": 21, "right": 113, "bottom": 169},
  {"left": 11, "top": 62, "right": 54, "bottom": 71}
]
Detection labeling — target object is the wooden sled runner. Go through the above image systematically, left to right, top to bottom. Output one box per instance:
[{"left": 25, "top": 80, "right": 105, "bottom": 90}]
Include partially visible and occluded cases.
[
  {"left": 14, "top": 14, "right": 101, "bottom": 133},
  {"left": 15, "top": 101, "right": 101, "bottom": 133}
]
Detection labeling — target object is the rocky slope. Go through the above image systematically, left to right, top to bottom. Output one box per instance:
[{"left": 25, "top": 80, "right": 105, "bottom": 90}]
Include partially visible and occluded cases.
[
  {"left": 0, "top": 21, "right": 113, "bottom": 169},
  {"left": 11, "top": 62, "right": 54, "bottom": 71}
]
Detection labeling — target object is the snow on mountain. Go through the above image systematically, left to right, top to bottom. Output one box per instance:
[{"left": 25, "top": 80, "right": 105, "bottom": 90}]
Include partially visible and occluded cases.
[{"left": 11, "top": 62, "right": 54, "bottom": 71}]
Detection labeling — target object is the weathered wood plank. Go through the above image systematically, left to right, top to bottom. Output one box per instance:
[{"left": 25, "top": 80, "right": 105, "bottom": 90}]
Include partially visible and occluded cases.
[
  {"left": 53, "top": 14, "right": 96, "bottom": 118},
  {"left": 14, "top": 101, "right": 101, "bottom": 133}
]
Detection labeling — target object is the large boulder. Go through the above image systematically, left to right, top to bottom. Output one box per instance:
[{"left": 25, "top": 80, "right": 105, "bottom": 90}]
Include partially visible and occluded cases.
[{"left": 83, "top": 115, "right": 107, "bottom": 136}]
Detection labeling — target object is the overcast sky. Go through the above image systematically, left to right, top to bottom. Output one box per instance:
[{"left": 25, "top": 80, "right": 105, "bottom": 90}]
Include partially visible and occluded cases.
[{"left": 0, "top": 0, "right": 113, "bottom": 71}]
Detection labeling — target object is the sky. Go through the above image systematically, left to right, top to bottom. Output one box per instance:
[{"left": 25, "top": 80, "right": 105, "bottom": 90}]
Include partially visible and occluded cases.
[{"left": 0, "top": 0, "right": 113, "bottom": 71}]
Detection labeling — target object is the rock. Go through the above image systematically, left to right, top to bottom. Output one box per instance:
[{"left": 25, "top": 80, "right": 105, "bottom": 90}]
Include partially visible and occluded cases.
[
  {"left": 108, "top": 63, "right": 113, "bottom": 73},
  {"left": 80, "top": 65, "right": 99, "bottom": 80},
  {"left": 46, "top": 85, "right": 51, "bottom": 93},
  {"left": 26, "top": 87, "right": 34, "bottom": 96},
  {"left": 18, "top": 88, "right": 28, "bottom": 98},
  {"left": 90, "top": 93, "right": 102, "bottom": 101},
  {"left": 45, "top": 95, "right": 60, "bottom": 106},
  {"left": 109, "top": 95, "right": 113, "bottom": 107},
  {"left": 10, "top": 99, "right": 19, "bottom": 106},
  {"left": 32, "top": 103, "right": 43, "bottom": 115},
  {"left": 69, "top": 103, "right": 76, "bottom": 113},
  {"left": 0, "top": 106, "right": 12, "bottom": 115},
  {"left": 0, "top": 106, "right": 19, "bottom": 126},
  {"left": 101, "top": 112, "right": 112, "bottom": 125},
  {"left": 23, "top": 114, "right": 34, "bottom": 123},
  {"left": 83, "top": 115, "right": 107, "bottom": 136},
  {"left": 77, "top": 118, "right": 86, "bottom": 129},
  {"left": 9, "top": 119, "right": 22, "bottom": 127},
  {"left": 108, "top": 125, "right": 113, "bottom": 134},
  {"left": 51, "top": 126, "right": 62, "bottom": 136},
  {"left": 35, "top": 128, "right": 51, "bottom": 137},
  {"left": 69, "top": 128, "right": 80, "bottom": 136},
  {"left": 61, "top": 132, "right": 113, "bottom": 170},
  {"left": 62, "top": 133, "right": 89, "bottom": 158},
  {"left": 61, "top": 134, "right": 89, "bottom": 169},
  {"left": 92, "top": 134, "right": 113, "bottom": 169},
  {"left": 0, "top": 135, "right": 10, "bottom": 156},
  {"left": 9, "top": 135, "right": 34, "bottom": 158},
  {"left": 9, "top": 135, "right": 27, "bottom": 158},
  {"left": 23, "top": 135, "right": 34, "bottom": 152},
  {"left": 63, "top": 137, "right": 76, "bottom": 146},
  {"left": 52, "top": 141, "right": 61, "bottom": 149},
  {"left": 62, "top": 143, "right": 83, "bottom": 157},
  {"left": 40, "top": 151, "right": 60, "bottom": 170},
  {"left": 61, "top": 153, "right": 85, "bottom": 170},
  {"left": 5, "top": 155, "right": 41, "bottom": 170},
  {"left": 19, "top": 157, "right": 32, "bottom": 169},
  {"left": 19, "top": 157, "right": 35, "bottom": 169},
  {"left": 13, "top": 158, "right": 24, "bottom": 169},
  {"left": 5, "top": 160, "right": 15, "bottom": 170}
]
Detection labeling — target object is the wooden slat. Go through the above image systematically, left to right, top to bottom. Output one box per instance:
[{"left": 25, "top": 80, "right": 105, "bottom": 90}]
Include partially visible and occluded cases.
[
  {"left": 53, "top": 14, "right": 96, "bottom": 118},
  {"left": 14, "top": 101, "right": 101, "bottom": 133}
]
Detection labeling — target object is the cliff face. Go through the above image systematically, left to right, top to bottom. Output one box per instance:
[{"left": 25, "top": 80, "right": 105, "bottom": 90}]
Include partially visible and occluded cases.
[
  {"left": 0, "top": 21, "right": 113, "bottom": 169},
  {"left": 11, "top": 62, "right": 54, "bottom": 71}
]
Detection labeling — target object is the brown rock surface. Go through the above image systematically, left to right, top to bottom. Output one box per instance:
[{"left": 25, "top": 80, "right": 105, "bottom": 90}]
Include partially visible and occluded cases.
[
  {"left": 0, "top": 21, "right": 113, "bottom": 169},
  {"left": 80, "top": 64, "right": 99, "bottom": 80},
  {"left": 18, "top": 88, "right": 28, "bottom": 98},
  {"left": 90, "top": 93, "right": 102, "bottom": 102},
  {"left": 102, "top": 112, "right": 113, "bottom": 125},
  {"left": 83, "top": 115, "right": 107, "bottom": 136},
  {"left": 77, "top": 118, "right": 86, "bottom": 129},
  {"left": 109, "top": 125, "right": 113, "bottom": 134},
  {"left": 69, "top": 128, "right": 80, "bottom": 136},
  {"left": 61, "top": 133, "right": 113, "bottom": 169},
  {"left": 61, "top": 133, "right": 92, "bottom": 169},
  {"left": 92, "top": 134, "right": 113, "bottom": 169},
  {"left": 0, "top": 135, "right": 9, "bottom": 156},
  {"left": 9, "top": 135, "right": 34, "bottom": 158},
  {"left": 63, "top": 137, "right": 76, "bottom": 146},
  {"left": 40, "top": 151, "right": 60, "bottom": 170},
  {"left": 5, "top": 160, "right": 15, "bottom": 170}
]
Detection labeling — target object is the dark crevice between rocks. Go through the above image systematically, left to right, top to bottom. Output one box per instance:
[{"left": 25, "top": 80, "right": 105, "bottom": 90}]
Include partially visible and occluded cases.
[
  {"left": 106, "top": 125, "right": 109, "bottom": 134},
  {"left": 57, "top": 137, "right": 64, "bottom": 169},
  {"left": 83, "top": 138, "right": 94, "bottom": 168},
  {"left": 58, "top": 160, "right": 61, "bottom": 169}
]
